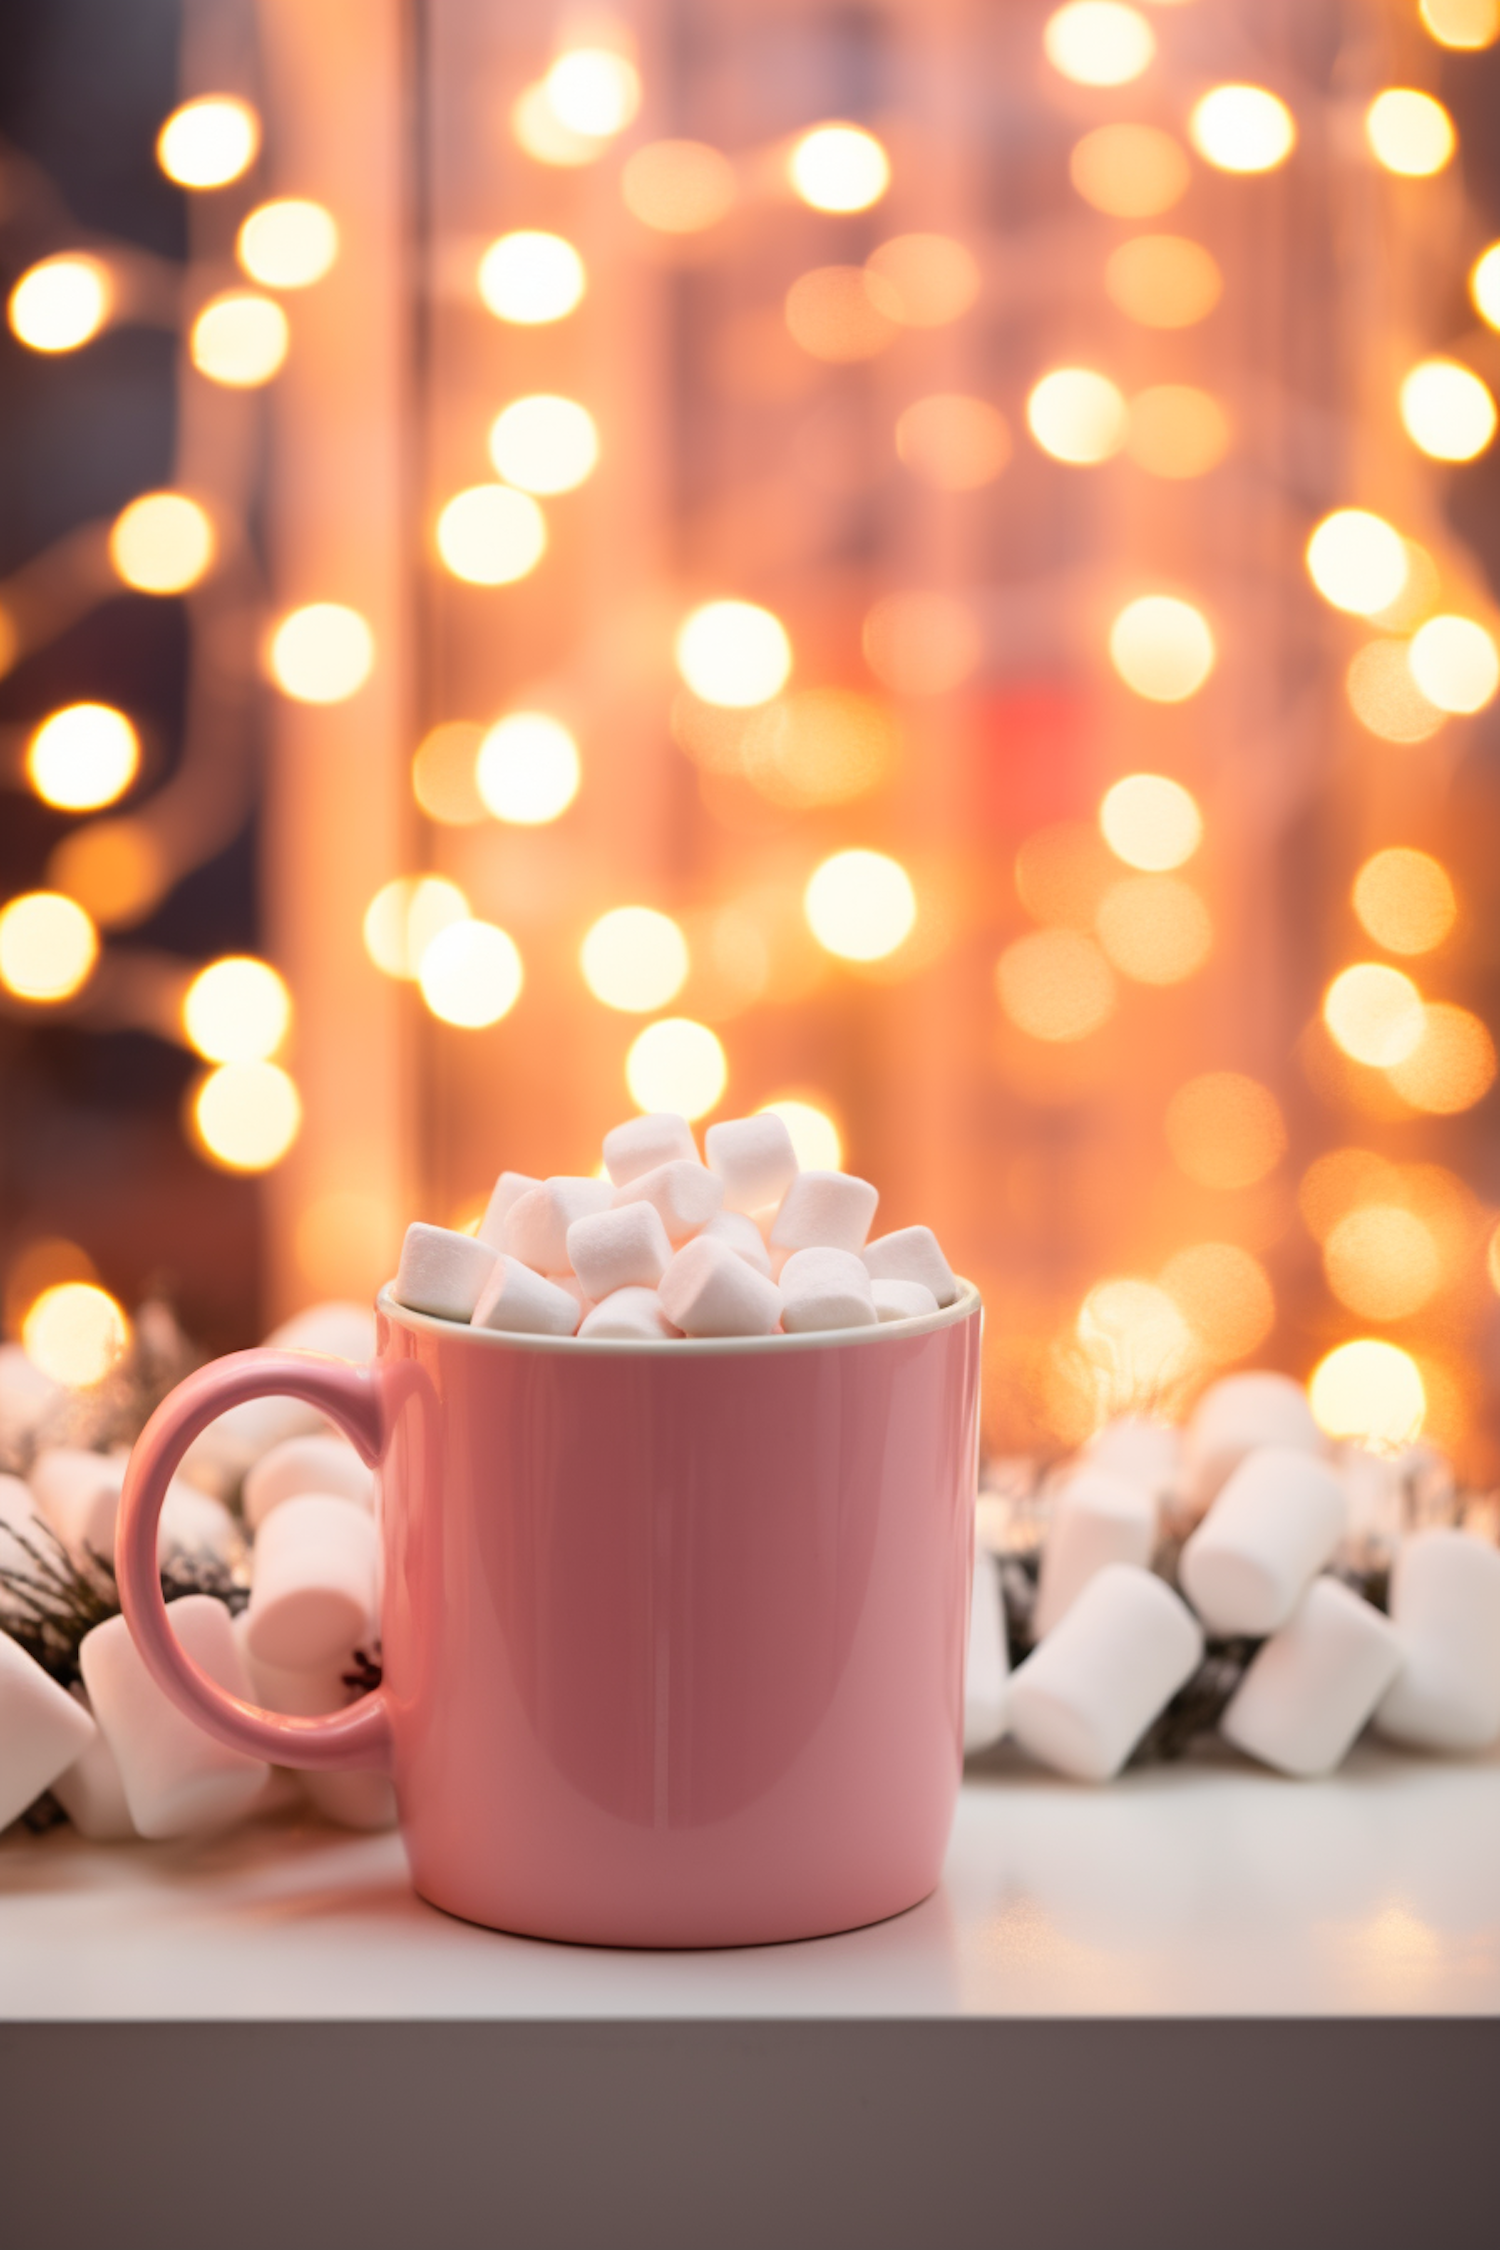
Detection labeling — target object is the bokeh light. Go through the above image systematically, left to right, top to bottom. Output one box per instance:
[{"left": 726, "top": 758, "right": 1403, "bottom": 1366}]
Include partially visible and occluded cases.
[
  {"left": 1421, "top": 0, "right": 1499, "bottom": 45},
  {"left": 1043, "top": 3, "right": 1155, "bottom": 87},
  {"left": 544, "top": 49, "right": 641, "bottom": 138},
  {"left": 511, "top": 79, "right": 607, "bottom": 167},
  {"left": 1189, "top": 85, "right": 1296, "bottom": 173},
  {"left": 1365, "top": 88, "right": 1455, "bottom": 176},
  {"left": 157, "top": 96, "right": 260, "bottom": 188},
  {"left": 1069, "top": 124, "right": 1188, "bottom": 218},
  {"left": 788, "top": 125, "right": 890, "bottom": 213},
  {"left": 623, "top": 140, "right": 736, "bottom": 233},
  {"left": 237, "top": 199, "right": 338, "bottom": 288},
  {"left": 478, "top": 231, "right": 586, "bottom": 323},
  {"left": 865, "top": 234, "right": 981, "bottom": 327},
  {"left": 1104, "top": 236, "right": 1222, "bottom": 328},
  {"left": 1472, "top": 243, "right": 1500, "bottom": 329},
  {"left": 7, "top": 255, "right": 111, "bottom": 352},
  {"left": 785, "top": 266, "right": 900, "bottom": 361},
  {"left": 190, "top": 290, "right": 289, "bottom": 387},
  {"left": 1399, "top": 358, "right": 1497, "bottom": 461},
  {"left": 1027, "top": 368, "right": 1128, "bottom": 465},
  {"left": 1125, "top": 386, "right": 1230, "bottom": 478},
  {"left": 895, "top": 394, "right": 1010, "bottom": 490},
  {"left": 488, "top": 395, "right": 598, "bottom": 495},
  {"left": 436, "top": 485, "right": 547, "bottom": 585},
  {"left": 109, "top": 491, "right": 215, "bottom": 594},
  {"left": 1306, "top": 509, "right": 1409, "bottom": 615},
  {"left": 862, "top": 591, "right": 981, "bottom": 695},
  {"left": 1109, "top": 595, "right": 1215, "bottom": 701},
  {"left": 676, "top": 601, "right": 792, "bottom": 707},
  {"left": 268, "top": 603, "right": 375, "bottom": 702},
  {"left": 1407, "top": 615, "right": 1500, "bottom": 712},
  {"left": 1346, "top": 638, "right": 1445, "bottom": 742},
  {"left": 730, "top": 690, "right": 898, "bottom": 809},
  {"left": 26, "top": 705, "right": 139, "bottom": 812},
  {"left": 476, "top": 713, "right": 581, "bottom": 824},
  {"left": 412, "top": 722, "right": 487, "bottom": 826},
  {"left": 1099, "top": 774, "right": 1202, "bottom": 871},
  {"left": 48, "top": 820, "right": 165, "bottom": 930},
  {"left": 1015, "top": 822, "right": 1116, "bottom": 929},
  {"left": 1351, "top": 848, "right": 1456, "bottom": 955},
  {"left": 804, "top": 850, "right": 916, "bottom": 962},
  {"left": 1096, "top": 875, "right": 1212, "bottom": 985},
  {"left": 363, "top": 876, "right": 468, "bottom": 980},
  {"left": 0, "top": 892, "right": 98, "bottom": 1003},
  {"left": 580, "top": 907, "right": 690, "bottom": 1013},
  {"left": 418, "top": 920, "right": 524, "bottom": 1028},
  {"left": 996, "top": 928, "right": 1116, "bottom": 1042},
  {"left": 182, "top": 956, "right": 290, "bottom": 1063},
  {"left": 1323, "top": 962, "right": 1426, "bottom": 1066},
  {"left": 1386, "top": 1002, "right": 1497, "bottom": 1113},
  {"left": 625, "top": 1019, "right": 727, "bottom": 1120},
  {"left": 191, "top": 1062, "right": 301, "bottom": 1172},
  {"left": 1165, "top": 1073, "right": 1286, "bottom": 1191},
  {"left": 758, "top": 1097, "right": 842, "bottom": 1172},
  {"left": 1299, "top": 1147, "right": 1407, "bottom": 1243},
  {"left": 1324, "top": 1204, "right": 1443, "bottom": 1318},
  {"left": 1160, "top": 1243, "right": 1275, "bottom": 1363},
  {"left": 1075, "top": 1279, "right": 1195, "bottom": 1416},
  {"left": 21, "top": 1282, "right": 130, "bottom": 1388},
  {"left": 1310, "top": 1340, "right": 1426, "bottom": 1446}
]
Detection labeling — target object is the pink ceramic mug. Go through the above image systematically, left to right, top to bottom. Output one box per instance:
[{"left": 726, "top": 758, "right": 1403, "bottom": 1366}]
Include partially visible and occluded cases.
[{"left": 117, "top": 1280, "right": 982, "bottom": 1947}]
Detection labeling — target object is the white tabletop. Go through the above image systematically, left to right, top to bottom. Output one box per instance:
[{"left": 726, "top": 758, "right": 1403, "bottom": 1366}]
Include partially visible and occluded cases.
[{"left": 3, "top": 1740, "right": 1497, "bottom": 2022}]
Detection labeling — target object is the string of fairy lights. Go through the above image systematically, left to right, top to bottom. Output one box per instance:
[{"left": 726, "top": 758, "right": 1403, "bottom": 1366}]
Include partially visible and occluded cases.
[{"left": 3, "top": 1, "right": 1500, "bottom": 1458}]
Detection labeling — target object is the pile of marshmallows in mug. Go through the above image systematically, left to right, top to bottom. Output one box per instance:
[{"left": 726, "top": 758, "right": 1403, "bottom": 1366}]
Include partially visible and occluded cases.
[
  {"left": 393, "top": 1109, "right": 960, "bottom": 1339},
  {"left": 965, "top": 1369, "right": 1500, "bottom": 1783}
]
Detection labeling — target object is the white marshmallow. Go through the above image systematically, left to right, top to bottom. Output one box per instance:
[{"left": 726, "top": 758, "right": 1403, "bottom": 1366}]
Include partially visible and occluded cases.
[
  {"left": 602, "top": 1111, "right": 699, "bottom": 1187},
  {"left": 705, "top": 1114, "right": 798, "bottom": 1215},
  {"left": 612, "top": 1159, "right": 724, "bottom": 1246},
  {"left": 477, "top": 1170, "right": 541, "bottom": 1251},
  {"left": 769, "top": 1170, "right": 878, "bottom": 1255},
  {"left": 503, "top": 1177, "right": 613, "bottom": 1273},
  {"left": 566, "top": 1202, "right": 673, "bottom": 1300},
  {"left": 702, "top": 1210, "right": 773, "bottom": 1277},
  {"left": 394, "top": 1221, "right": 498, "bottom": 1321},
  {"left": 861, "top": 1225, "right": 958, "bottom": 1308},
  {"left": 658, "top": 1237, "right": 783, "bottom": 1338},
  {"left": 778, "top": 1246, "right": 878, "bottom": 1335},
  {"left": 471, "top": 1257, "right": 582, "bottom": 1338},
  {"left": 553, "top": 1276, "right": 594, "bottom": 1315},
  {"left": 872, "top": 1278, "right": 939, "bottom": 1323},
  {"left": 578, "top": 1288, "right": 681, "bottom": 1340},
  {"left": 264, "top": 1300, "right": 378, "bottom": 1364},
  {"left": 0, "top": 1341, "right": 62, "bottom": 1456},
  {"left": 1183, "top": 1371, "right": 1322, "bottom": 1510},
  {"left": 178, "top": 1389, "right": 325, "bottom": 1497},
  {"left": 1084, "top": 1417, "right": 1181, "bottom": 1508},
  {"left": 242, "top": 1433, "right": 375, "bottom": 1531},
  {"left": 1179, "top": 1446, "right": 1347, "bottom": 1638},
  {"left": 30, "top": 1447, "right": 233, "bottom": 1570},
  {"left": 1033, "top": 1468, "right": 1158, "bottom": 1640},
  {"left": 0, "top": 1469, "right": 47, "bottom": 1557},
  {"left": 160, "top": 1484, "right": 238, "bottom": 1566},
  {"left": 247, "top": 1495, "right": 379, "bottom": 1671},
  {"left": 1375, "top": 1528, "right": 1500, "bottom": 1753},
  {"left": 964, "top": 1546, "right": 1010, "bottom": 1752},
  {"left": 1006, "top": 1564, "right": 1203, "bottom": 1783},
  {"left": 1222, "top": 1577, "right": 1402, "bottom": 1778},
  {"left": 79, "top": 1596, "right": 270, "bottom": 1839},
  {"left": 238, "top": 1626, "right": 395, "bottom": 1832},
  {"left": 0, "top": 1628, "right": 98, "bottom": 1832},
  {"left": 51, "top": 1685, "right": 137, "bottom": 1840}
]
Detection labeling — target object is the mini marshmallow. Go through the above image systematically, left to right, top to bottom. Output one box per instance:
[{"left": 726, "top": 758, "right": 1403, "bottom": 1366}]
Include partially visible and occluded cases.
[
  {"left": 603, "top": 1111, "right": 700, "bottom": 1187},
  {"left": 705, "top": 1114, "right": 798, "bottom": 1216},
  {"left": 612, "top": 1159, "right": 724, "bottom": 1244},
  {"left": 477, "top": 1170, "right": 541, "bottom": 1251},
  {"left": 769, "top": 1170, "right": 878, "bottom": 1256},
  {"left": 503, "top": 1177, "right": 613, "bottom": 1273},
  {"left": 566, "top": 1201, "right": 673, "bottom": 1300},
  {"left": 702, "top": 1210, "right": 773, "bottom": 1277},
  {"left": 394, "top": 1221, "right": 498, "bottom": 1321},
  {"left": 861, "top": 1225, "right": 958, "bottom": 1309},
  {"left": 659, "top": 1236, "right": 783, "bottom": 1338},
  {"left": 778, "top": 1246, "right": 877, "bottom": 1335},
  {"left": 472, "top": 1257, "right": 582, "bottom": 1338},
  {"left": 872, "top": 1279, "right": 939, "bottom": 1323},
  {"left": 579, "top": 1287, "right": 681, "bottom": 1341},
  {"left": 265, "top": 1299, "right": 378, "bottom": 1364},
  {"left": 1182, "top": 1371, "right": 1322, "bottom": 1511},
  {"left": 1084, "top": 1417, "right": 1181, "bottom": 1508},
  {"left": 243, "top": 1432, "right": 375, "bottom": 1531},
  {"left": 1179, "top": 1446, "right": 1347, "bottom": 1638},
  {"left": 30, "top": 1448, "right": 233, "bottom": 1570},
  {"left": 1033, "top": 1468, "right": 1157, "bottom": 1640},
  {"left": 0, "top": 1469, "right": 46, "bottom": 1557},
  {"left": 247, "top": 1494, "right": 379, "bottom": 1671},
  {"left": 1375, "top": 1528, "right": 1500, "bottom": 1753},
  {"left": 964, "top": 1546, "right": 1010, "bottom": 1753},
  {"left": 1006, "top": 1564, "right": 1203, "bottom": 1783},
  {"left": 1222, "top": 1577, "right": 1402, "bottom": 1779},
  {"left": 80, "top": 1595, "right": 270, "bottom": 1839},
  {"left": 238, "top": 1627, "right": 395, "bottom": 1832},
  {"left": 0, "top": 1628, "right": 98, "bottom": 1832},
  {"left": 50, "top": 1686, "right": 137, "bottom": 1840}
]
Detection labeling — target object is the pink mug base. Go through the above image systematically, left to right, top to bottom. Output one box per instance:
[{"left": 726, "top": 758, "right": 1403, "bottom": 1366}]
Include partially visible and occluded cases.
[{"left": 408, "top": 1868, "right": 944, "bottom": 1951}]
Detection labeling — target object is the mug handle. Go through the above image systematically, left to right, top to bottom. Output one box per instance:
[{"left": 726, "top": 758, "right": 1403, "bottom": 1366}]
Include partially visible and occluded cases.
[{"left": 116, "top": 1349, "right": 394, "bottom": 1774}]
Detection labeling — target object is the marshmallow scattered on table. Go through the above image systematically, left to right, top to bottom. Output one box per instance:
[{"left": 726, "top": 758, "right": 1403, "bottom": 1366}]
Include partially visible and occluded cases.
[
  {"left": 603, "top": 1111, "right": 699, "bottom": 1186},
  {"left": 705, "top": 1113, "right": 797, "bottom": 1215},
  {"left": 612, "top": 1159, "right": 723, "bottom": 1244},
  {"left": 477, "top": 1170, "right": 540, "bottom": 1251},
  {"left": 770, "top": 1170, "right": 878, "bottom": 1256},
  {"left": 503, "top": 1177, "right": 613, "bottom": 1272},
  {"left": 567, "top": 1201, "right": 673, "bottom": 1299},
  {"left": 702, "top": 1209, "right": 772, "bottom": 1276},
  {"left": 395, "top": 1222, "right": 498, "bottom": 1321},
  {"left": 861, "top": 1226, "right": 958, "bottom": 1308},
  {"left": 659, "top": 1236, "right": 783, "bottom": 1338},
  {"left": 778, "top": 1247, "right": 877, "bottom": 1334},
  {"left": 472, "top": 1256, "right": 582, "bottom": 1338},
  {"left": 873, "top": 1278, "right": 938, "bottom": 1322},
  {"left": 579, "top": 1287, "right": 681, "bottom": 1340},
  {"left": 264, "top": 1299, "right": 378, "bottom": 1364},
  {"left": 0, "top": 1343, "right": 60, "bottom": 1455},
  {"left": 1182, "top": 1371, "right": 1323, "bottom": 1511},
  {"left": 1085, "top": 1417, "right": 1182, "bottom": 1508},
  {"left": 243, "top": 1432, "right": 375, "bottom": 1530},
  {"left": 30, "top": 1446, "right": 234, "bottom": 1569},
  {"left": 1180, "top": 1446, "right": 1347, "bottom": 1638},
  {"left": 1033, "top": 1467, "right": 1157, "bottom": 1640},
  {"left": 0, "top": 1469, "right": 47, "bottom": 1556},
  {"left": 246, "top": 1495, "right": 379, "bottom": 1671},
  {"left": 1375, "top": 1528, "right": 1500, "bottom": 1753},
  {"left": 964, "top": 1546, "right": 1010, "bottom": 1753},
  {"left": 1006, "top": 1563, "right": 1203, "bottom": 1783},
  {"left": 1221, "top": 1576, "right": 1402, "bottom": 1778},
  {"left": 79, "top": 1595, "right": 270, "bottom": 1840},
  {"left": 238, "top": 1623, "right": 396, "bottom": 1832},
  {"left": 0, "top": 1629, "right": 98, "bottom": 1833},
  {"left": 50, "top": 1685, "right": 138, "bottom": 1840}
]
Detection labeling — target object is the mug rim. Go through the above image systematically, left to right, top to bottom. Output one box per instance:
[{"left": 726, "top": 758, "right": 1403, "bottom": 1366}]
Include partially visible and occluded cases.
[{"left": 376, "top": 1277, "right": 981, "bottom": 1359}]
